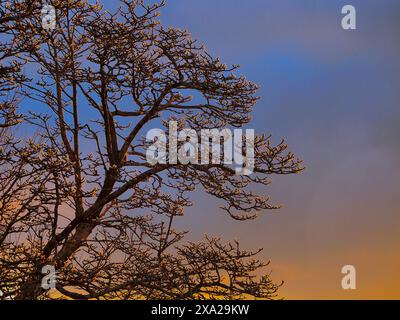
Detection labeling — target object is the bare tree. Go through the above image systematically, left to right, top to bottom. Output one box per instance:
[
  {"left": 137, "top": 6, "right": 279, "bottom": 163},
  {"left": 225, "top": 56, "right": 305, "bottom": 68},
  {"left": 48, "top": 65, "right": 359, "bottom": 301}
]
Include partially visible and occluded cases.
[{"left": 0, "top": 0, "right": 303, "bottom": 300}]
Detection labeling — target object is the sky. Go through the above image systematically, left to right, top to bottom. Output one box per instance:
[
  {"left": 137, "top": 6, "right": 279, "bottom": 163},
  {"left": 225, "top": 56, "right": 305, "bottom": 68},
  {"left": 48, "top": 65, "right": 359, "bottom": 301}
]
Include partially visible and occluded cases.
[
  {"left": 8, "top": 0, "right": 399, "bottom": 299},
  {"left": 155, "top": 0, "right": 400, "bottom": 299}
]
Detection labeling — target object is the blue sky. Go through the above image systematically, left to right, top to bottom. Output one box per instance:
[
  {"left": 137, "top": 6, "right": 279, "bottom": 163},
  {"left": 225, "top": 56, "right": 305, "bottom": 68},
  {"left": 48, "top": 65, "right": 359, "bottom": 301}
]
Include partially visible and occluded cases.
[
  {"left": 8, "top": 0, "right": 400, "bottom": 298},
  {"left": 156, "top": 0, "right": 400, "bottom": 298}
]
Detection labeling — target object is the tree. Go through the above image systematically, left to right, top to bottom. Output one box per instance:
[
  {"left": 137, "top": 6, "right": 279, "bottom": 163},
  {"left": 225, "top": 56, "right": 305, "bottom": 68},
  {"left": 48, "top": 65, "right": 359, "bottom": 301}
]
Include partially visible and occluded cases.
[{"left": 0, "top": 0, "right": 303, "bottom": 300}]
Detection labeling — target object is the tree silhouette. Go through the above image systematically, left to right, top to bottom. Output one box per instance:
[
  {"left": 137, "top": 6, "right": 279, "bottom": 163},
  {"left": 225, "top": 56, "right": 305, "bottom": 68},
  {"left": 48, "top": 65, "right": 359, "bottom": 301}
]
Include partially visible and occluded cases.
[{"left": 0, "top": 0, "right": 302, "bottom": 300}]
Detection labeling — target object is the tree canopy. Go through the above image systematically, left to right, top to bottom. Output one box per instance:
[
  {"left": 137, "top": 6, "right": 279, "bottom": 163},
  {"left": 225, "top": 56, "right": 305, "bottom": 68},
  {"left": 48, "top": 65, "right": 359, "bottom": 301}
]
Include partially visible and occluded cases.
[{"left": 0, "top": 0, "right": 302, "bottom": 300}]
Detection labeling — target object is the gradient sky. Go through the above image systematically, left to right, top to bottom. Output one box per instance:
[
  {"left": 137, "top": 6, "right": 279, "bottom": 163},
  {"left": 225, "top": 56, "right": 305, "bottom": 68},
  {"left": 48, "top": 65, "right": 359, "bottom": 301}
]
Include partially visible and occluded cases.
[
  {"left": 11, "top": 0, "right": 399, "bottom": 299},
  {"left": 154, "top": 0, "right": 400, "bottom": 299}
]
